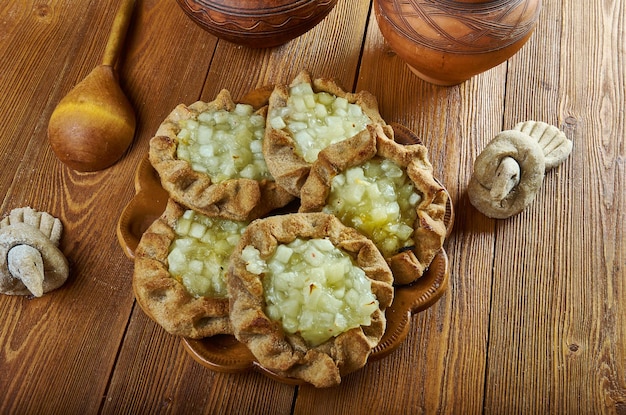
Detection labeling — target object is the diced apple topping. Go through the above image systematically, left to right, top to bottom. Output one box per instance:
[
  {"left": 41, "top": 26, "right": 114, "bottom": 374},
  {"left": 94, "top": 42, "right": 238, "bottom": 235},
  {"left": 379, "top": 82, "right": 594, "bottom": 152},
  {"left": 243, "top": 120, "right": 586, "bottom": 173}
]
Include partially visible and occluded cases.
[
  {"left": 269, "top": 83, "right": 371, "bottom": 163},
  {"left": 176, "top": 103, "right": 271, "bottom": 183},
  {"left": 323, "top": 158, "right": 421, "bottom": 257},
  {"left": 168, "top": 210, "right": 248, "bottom": 298},
  {"left": 241, "top": 238, "right": 379, "bottom": 346}
]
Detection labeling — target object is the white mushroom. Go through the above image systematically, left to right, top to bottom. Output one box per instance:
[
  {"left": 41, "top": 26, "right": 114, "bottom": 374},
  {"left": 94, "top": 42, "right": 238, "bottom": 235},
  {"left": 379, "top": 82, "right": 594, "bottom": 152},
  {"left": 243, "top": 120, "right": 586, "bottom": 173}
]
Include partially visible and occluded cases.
[
  {"left": 468, "top": 121, "right": 573, "bottom": 219},
  {"left": 468, "top": 130, "right": 546, "bottom": 219},
  {"left": 490, "top": 156, "right": 521, "bottom": 201},
  {"left": 0, "top": 207, "right": 69, "bottom": 297},
  {"left": 8, "top": 245, "right": 46, "bottom": 297}
]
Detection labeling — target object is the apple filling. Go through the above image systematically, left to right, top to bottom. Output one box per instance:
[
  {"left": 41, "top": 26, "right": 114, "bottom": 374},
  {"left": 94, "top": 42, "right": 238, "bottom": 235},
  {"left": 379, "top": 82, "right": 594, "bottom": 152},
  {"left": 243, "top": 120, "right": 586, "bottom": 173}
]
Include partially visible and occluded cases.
[
  {"left": 269, "top": 82, "right": 371, "bottom": 163},
  {"left": 175, "top": 103, "right": 271, "bottom": 183},
  {"left": 323, "top": 158, "right": 421, "bottom": 257},
  {"left": 168, "top": 210, "right": 248, "bottom": 298},
  {"left": 241, "top": 237, "right": 379, "bottom": 346}
]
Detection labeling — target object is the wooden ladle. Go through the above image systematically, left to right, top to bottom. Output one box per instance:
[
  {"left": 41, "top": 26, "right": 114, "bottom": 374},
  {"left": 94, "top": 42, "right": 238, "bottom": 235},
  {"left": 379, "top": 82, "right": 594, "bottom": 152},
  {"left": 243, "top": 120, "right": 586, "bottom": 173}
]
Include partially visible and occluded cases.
[{"left": 48, "top": 0, "right": 136, "bottom": 172}]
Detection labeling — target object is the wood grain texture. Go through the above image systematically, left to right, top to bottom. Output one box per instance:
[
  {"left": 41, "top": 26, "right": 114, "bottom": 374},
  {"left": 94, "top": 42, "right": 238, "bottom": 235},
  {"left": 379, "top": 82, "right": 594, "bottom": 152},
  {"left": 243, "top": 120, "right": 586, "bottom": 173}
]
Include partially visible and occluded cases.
[
  {"left": 0, "top": 0, "right": 624, "bottom": 413},
  {"left": 198, "top": 0, "right": 372, "bottom": 102},
  {"left": 484, "top": 0, "right": 626, "bottom": 413},
  {"left": 557, "top": 0, "right": 625, "bottom": 412},
  {"left": 0, "top": 1, "right": 216, "bottom": 414},
  {"left": 0, "top": 2, "right": 137, "bottom": 414},
  {"left": 352, "top": 8, "right": 505, "bottom": 415},
  {"left": 101, "top": 310, "right": 296, "bottom": 414}
]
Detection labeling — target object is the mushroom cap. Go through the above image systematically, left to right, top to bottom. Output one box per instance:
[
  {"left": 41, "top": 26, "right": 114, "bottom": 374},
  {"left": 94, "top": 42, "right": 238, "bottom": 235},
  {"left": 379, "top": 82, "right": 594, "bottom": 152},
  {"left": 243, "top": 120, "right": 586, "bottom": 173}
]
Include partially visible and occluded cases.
[
  {"left": 468, "top": 130, "right": 546, "bottom": 219},
  {"left": 8, "top": 245, "right": 45, "bottom": 297}
]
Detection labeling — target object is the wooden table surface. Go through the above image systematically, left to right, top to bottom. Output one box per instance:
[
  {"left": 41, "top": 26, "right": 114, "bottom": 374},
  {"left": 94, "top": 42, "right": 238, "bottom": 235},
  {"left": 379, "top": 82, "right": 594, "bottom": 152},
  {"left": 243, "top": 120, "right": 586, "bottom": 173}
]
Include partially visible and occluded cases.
[{"left": 1, "top": 0, "right": 624, "bottom": 413}]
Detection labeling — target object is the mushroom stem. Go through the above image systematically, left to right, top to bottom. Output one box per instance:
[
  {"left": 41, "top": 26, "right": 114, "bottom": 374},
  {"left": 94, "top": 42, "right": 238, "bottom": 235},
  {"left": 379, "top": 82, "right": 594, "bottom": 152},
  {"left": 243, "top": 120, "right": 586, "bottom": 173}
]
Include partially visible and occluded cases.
[
  {"left": 490, "top": 156, "right": 521, "bottom": 201},
  {"left": 8, "top": 244, "right": 45, "bottom": 297}
]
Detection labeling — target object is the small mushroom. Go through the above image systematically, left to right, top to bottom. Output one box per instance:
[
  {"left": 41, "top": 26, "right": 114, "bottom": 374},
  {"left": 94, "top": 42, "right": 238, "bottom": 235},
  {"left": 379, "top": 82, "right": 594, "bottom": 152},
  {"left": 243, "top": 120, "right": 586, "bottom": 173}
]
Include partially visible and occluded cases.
[
  {"left": 468, "top": 122, "right": 572, "bottom": 219},
  {"left": 468, "top": 130, "right": 546, "bottom": 218},
  {"left": 490, "top": 156, "right": 521, "bottom": 201},
  {"left": 0, "top": 207, "right": 69, "bottom": 297}
]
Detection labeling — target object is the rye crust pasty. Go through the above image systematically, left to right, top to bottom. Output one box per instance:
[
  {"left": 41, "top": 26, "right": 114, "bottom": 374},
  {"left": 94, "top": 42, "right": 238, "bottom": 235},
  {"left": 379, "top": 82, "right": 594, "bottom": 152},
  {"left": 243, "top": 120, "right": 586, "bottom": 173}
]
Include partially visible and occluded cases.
[
  {"left": 263, "top": 71, "right": 387, "bottom": 197},
  {"left": 149, "top": 89, "right": 293, "bottom": 221},
  {"left": 299, "top": 124, "right": 448, "bottom": 285},
  {"left": 133, "top": 199, "right": 250, "bottom": 338},
  {"left": 228, "top": 212, "right": 394, "bottom": 387}
]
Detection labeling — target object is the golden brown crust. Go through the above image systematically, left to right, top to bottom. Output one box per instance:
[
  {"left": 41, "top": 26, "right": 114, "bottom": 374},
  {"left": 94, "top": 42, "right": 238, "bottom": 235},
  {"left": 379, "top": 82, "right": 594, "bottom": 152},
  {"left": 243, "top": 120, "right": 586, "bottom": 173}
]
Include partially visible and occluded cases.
[
  {"left": 263, "top": 71, "right": 386, "bottom": 197},
  {"left": 149, "top": 89, "right": 293, "bottom": 221},
  {"left": 300, "top": 124, "right": 448, "bottom": 285},
  {"left": 133, "top": 199, "right": 233, "bottom": 338},
  {"left": 227, "top": 212, "right": 394, "bottom": 387}
]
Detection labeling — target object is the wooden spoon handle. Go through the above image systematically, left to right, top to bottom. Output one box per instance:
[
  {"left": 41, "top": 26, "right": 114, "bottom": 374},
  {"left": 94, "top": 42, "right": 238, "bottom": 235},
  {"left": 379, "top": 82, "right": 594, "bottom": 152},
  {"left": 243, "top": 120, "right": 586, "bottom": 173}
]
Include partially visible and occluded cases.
[{"left": 102, "top": 0, "right": 136, "bottom": 68}]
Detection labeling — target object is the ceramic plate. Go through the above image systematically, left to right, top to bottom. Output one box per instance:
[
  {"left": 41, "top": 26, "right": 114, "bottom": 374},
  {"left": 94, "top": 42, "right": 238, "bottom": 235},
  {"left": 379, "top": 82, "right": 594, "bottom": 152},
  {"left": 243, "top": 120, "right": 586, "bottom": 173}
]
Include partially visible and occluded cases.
[
  {"left": 116, "top": 87, "right": 454, "bottom": 384},
  {"left": 181, "top": 248, "right": 449, "bottom": 385}
]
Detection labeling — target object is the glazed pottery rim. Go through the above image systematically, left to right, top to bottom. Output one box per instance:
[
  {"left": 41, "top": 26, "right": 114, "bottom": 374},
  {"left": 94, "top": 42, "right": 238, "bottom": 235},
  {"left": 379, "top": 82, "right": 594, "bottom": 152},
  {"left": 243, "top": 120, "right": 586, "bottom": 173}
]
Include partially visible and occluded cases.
[
  {"left": 178, "top": 0, "right": 337, "bottom": 15},
  {"left": 376, "top": 0, "right": 541, "bottom": 54}
]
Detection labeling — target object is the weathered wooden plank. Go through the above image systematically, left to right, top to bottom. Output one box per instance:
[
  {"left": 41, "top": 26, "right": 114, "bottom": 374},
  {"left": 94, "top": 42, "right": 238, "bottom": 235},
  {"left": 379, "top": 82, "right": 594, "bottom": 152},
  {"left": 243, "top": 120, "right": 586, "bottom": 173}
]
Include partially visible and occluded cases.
[
  {"left": 198, "top": 0, "right": 371, "bottom": 102},
  {"left": 482, "top": 0, "right": 568, "bottom": 412},
  {"left": 484, "top": 0, "right": 626, "bottom": 413},
  {"left": 0, "top": 1, "right": 218, "bottom": 413},
  {"left": 0, "top": 1, "right": 97, "bottom": 208},
  {"left": 294, "top": 4, "right": 507, "bottom": 413},
  {"left": 102, "top": 310, "right": 296, "bottom": 414}
]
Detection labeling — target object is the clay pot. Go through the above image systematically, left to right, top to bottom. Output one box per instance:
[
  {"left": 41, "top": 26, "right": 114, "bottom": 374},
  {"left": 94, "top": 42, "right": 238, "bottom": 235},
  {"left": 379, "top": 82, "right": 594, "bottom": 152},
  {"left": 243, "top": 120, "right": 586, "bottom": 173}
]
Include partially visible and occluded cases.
[
  {"left": 176, "top": 0, "right": 338, "bottom": 48},
  {"left": 374, "top": 0, "right": 542, "bottom": 85}
]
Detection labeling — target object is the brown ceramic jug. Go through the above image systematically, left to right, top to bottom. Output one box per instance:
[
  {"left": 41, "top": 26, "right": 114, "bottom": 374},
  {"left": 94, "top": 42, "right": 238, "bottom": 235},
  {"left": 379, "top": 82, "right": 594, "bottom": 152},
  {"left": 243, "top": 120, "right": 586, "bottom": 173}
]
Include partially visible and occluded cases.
[
  {"left": 177, "top": 0, "right": 338, "bottom": 48},
  {"left": 374, "top": 0, "right": 542, "bottom": 85}
]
